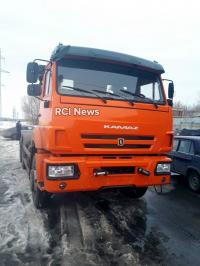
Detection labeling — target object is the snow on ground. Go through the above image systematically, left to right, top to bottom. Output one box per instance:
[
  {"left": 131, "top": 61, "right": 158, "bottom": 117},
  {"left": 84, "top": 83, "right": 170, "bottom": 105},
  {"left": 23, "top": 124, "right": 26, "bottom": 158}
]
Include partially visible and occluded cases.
[
  {"left": 1, "top": 135, "right": 199, "bottom": 266},
  {"left": 0, "top": 137, "right": 50, "bottom": 265}
]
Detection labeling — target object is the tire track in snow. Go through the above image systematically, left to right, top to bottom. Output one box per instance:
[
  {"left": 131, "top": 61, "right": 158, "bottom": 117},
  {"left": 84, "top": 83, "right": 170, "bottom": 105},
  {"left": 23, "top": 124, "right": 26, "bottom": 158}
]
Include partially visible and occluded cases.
[
  {"left": 87, "top": 190, "right": 169, "bottom": 266},
  {"left": 60, "top": 193, "right": 103, "bottom": 266},
  {"left": 77, "top": 193, "right": 141, "bottom": 266},
  {"left": 60, "top": 194, "right": 84, "bottom": 252}
]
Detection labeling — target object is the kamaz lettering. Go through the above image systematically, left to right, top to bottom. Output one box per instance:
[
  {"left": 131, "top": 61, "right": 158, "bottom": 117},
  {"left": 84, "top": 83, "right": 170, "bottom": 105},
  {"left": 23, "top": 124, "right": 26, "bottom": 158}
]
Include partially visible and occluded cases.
[{"left": 104, "top": 125, "right": 139, "bottom": 130}]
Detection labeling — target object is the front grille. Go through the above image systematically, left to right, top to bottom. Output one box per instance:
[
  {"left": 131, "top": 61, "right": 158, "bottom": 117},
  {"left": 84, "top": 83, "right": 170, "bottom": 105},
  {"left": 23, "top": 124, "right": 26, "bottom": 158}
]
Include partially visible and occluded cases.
[
  {"left": 81, "top": 134, "right": 154, "bottom": 150},
  {"left": 84, "top": 144, "right": 151, "bottom": 149}
]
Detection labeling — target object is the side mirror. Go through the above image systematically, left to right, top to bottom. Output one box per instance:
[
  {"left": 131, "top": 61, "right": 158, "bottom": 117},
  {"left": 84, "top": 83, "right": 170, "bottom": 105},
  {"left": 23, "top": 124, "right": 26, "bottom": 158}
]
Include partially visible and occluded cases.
[
  {"left": 26, "top": 62, "right": 39, "bottom": 83},
  {"left": 168, "top": 82, "right": 174, "bottom": 99},
  {"left": 27, "top": 84, "right": 41, "bottom": 96}
]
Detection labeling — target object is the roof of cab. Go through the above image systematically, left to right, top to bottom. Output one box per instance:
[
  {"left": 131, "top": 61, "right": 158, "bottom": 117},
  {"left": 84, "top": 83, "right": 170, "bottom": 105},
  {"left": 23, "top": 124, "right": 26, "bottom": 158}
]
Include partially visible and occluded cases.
[{"left": 50, "top": 44, "right": 165, "bottom": 74}]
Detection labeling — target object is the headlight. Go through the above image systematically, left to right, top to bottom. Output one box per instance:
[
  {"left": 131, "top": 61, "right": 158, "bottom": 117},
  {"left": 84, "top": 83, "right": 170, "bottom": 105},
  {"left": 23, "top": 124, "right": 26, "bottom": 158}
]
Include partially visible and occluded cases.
[
  {"left": 155, "top": 163, "right": 171, "bottom": 175},
  {"left": 47, "top": 164, "right": 79, "bottom": 179}
]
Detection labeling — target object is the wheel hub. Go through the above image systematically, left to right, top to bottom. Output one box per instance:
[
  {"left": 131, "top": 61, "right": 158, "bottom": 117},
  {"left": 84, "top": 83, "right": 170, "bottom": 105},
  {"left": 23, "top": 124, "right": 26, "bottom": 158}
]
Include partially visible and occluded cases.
[{"left": 190, "top": 175, "right": 200, "bottom": 191}]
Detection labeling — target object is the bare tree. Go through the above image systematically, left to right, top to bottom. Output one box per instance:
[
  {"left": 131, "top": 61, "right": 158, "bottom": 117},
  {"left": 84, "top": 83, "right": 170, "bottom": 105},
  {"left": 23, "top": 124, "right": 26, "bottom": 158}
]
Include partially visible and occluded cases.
[
  {"left": 21, "top": 96, "right": 40, "bottom": 125},
  {"left": 173, "top": 96, "right": 200, "bottom": 117},
  {"left": 173, "top": 100, "right": 188, "bottom": 117},
  {"left": 190, "top": 102, "right": 200, "bottom": 113}
]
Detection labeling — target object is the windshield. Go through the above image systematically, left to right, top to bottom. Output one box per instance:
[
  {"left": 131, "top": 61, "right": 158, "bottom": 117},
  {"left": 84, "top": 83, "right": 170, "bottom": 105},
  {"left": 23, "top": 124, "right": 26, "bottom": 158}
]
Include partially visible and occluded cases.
[{"left": 57, "top": 59, "right": 165, "bottom": 104}]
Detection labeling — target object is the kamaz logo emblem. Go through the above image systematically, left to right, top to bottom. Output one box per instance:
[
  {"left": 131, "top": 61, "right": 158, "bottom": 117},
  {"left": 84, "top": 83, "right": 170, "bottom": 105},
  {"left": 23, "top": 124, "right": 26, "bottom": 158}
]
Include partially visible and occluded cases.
[
  {"left": 104, "top": 125, "right": 139, "bottom": 130},
  {"left": 117, "top": 138, "right": 125, "bottom": 147}
]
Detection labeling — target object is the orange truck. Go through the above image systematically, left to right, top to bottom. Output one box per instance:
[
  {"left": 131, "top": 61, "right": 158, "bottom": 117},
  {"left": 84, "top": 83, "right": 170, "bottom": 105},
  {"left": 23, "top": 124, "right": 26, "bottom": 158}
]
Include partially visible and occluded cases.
[{"left": 20, "top": 44, "right": 174, "bottom": 208}]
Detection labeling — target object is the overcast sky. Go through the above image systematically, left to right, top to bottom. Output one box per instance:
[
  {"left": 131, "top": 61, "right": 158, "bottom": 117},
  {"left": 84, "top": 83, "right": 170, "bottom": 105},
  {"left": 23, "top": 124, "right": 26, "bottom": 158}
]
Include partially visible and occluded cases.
[{"left": 0, "top": 0, "right": 200, "bottom": 117}]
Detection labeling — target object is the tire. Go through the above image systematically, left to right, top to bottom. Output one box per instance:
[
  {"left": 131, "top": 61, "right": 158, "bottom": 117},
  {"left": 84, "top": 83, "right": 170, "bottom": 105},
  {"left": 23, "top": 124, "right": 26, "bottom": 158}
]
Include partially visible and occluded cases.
[
  {"left": 30, "top": 156, "right": 49, "bottom": 209},
  {"left": 188, "top": 171, "right": 200, "bottom": 192},
  {"left": 122, "top": 186, "right": 148, "bottom": 198}
]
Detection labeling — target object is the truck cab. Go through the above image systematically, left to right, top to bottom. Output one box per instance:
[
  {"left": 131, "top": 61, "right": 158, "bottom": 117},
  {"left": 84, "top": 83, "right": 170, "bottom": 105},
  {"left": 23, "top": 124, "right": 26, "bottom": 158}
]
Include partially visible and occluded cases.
[{"left": 21, "top": 45, "right": 174, "bottom": 208}]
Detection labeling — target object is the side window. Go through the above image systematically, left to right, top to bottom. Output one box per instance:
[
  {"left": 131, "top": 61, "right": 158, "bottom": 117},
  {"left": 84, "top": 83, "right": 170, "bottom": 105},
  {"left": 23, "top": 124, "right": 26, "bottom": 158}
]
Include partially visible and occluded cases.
[
  {"left": 44, "top": 71, "right": 52, "bottom": 96},
  {"left": 140, "top": 81, "right": 163, "bottom": 102},
  {"left": 173, "top": 139, "right": 179, "bottom": 151},
  {"left": 178, "top": 140, "right": 192, "bottom": 154},
  {"left": 189, "top": 142, "right": 195, "bottom": 155}
]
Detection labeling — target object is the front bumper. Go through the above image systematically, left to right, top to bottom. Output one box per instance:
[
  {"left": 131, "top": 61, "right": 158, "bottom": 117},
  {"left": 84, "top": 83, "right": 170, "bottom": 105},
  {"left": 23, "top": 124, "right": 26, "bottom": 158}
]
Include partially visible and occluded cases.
[{"left": 37, "top": 154, "right": 171, "bottom": 193}]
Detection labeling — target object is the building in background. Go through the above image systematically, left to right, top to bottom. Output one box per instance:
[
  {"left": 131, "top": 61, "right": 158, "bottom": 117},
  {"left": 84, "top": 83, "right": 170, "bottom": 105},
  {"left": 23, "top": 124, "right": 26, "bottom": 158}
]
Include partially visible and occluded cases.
[{"left": 173, "top": 106, "right": 200, "bottom": 131}]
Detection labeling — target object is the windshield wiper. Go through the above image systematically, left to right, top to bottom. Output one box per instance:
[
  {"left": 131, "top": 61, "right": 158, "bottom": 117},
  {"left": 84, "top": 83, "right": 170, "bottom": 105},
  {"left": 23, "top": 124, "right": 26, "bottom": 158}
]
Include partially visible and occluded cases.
[
  {"left": 61, "top": 86, "right": 107, "bottom": 103},
  {"left": 92, "top": 89, "right": 135, "bottom": 106},
  {"left": 119, "top": 89, "right": 145, "bottom": 99},
  {"left": 120, "top": 89, "right": 158, "bottom": 108}
]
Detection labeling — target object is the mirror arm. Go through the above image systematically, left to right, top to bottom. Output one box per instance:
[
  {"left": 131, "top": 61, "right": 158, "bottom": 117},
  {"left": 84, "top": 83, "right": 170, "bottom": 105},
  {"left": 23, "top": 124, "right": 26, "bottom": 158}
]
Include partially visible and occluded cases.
[
  {"left": 34, "top": 58, "right": 51, "bottom": 64},
  {"left": 162, "top": 78, "right": 174, "bottom": 83},
  {"left": 35, "top": 96, "right": 47, "bottom": 102},
  {"left": 35, "top": 97, "right": 50, "bottom": 110},
  {"left": 167, "top": 99, "right": 173, "bottom": 107}
]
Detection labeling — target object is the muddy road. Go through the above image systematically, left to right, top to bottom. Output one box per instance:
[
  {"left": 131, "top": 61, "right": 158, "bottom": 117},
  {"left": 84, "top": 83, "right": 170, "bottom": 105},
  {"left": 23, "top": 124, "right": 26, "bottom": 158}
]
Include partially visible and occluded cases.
[{"left": 0, "top": 136, "right": 200, "bottom": 266}]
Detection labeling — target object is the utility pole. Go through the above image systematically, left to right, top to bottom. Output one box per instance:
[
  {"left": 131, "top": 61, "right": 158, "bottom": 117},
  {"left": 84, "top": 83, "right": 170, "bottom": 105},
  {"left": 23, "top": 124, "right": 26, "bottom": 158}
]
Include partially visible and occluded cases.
[{"left": 0, "top": 49, "right": 9, "bottom": 118}]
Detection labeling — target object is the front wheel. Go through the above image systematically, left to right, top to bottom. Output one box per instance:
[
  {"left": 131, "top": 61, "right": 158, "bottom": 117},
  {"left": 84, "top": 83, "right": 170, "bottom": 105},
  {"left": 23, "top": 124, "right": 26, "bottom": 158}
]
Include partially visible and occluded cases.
[
  {"left": 30, "top": 156, "right": 50, "bottom": 209},
  {"left": 188, "top": 171, "right": 200, "bottom": 192},
  {"left": 122, "top": 186, "right": 148, "bottom": 198}
]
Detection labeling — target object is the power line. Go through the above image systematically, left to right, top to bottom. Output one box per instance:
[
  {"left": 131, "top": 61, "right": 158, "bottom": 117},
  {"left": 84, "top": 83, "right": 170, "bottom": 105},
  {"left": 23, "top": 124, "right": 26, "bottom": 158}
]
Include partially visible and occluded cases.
[{"left": 0, "top": 49, "right": 9, "bottom": 118}]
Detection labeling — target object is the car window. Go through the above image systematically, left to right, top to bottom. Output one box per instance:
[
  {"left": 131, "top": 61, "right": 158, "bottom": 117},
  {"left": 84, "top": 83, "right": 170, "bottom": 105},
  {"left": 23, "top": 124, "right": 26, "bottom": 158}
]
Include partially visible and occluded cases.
[
  {"left": 140, "top": 80, "right": 163, "bottom": 102},
  {"left": 173, "top": 139, "right": 179, "bottom": 151},
  {"left": 178, "top": 140, "right": 193, "bottom": 154},
  {"left": 189, "top": 142, "right": 195, "bottom": 155}
]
